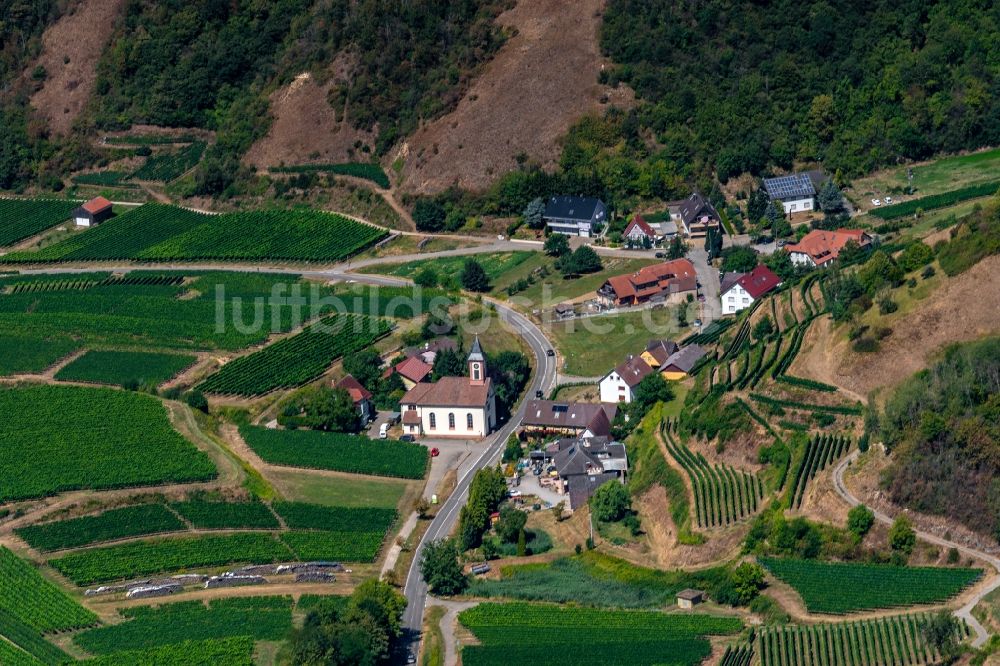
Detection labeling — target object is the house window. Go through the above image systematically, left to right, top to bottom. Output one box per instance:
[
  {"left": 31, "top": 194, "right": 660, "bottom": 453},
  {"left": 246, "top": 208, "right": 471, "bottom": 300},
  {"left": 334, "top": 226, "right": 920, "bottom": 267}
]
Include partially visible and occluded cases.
[
  {"left": 728, "top": 296, "right": 735, "bottom": 302},
  {"left": 742, "top": 297, "right": 750, "bottom": 304},
  {"left": 472, "top": 364, "right": 480, "bottom": 381},
  {"left": 429, "top": 413, "right": 436, "bottom": 429},
  {"left": 448, "top": 413, "right": 455, "bottom": 429},
  {"left": 467, "top": 413, "right": 474, "bottom": 429}
]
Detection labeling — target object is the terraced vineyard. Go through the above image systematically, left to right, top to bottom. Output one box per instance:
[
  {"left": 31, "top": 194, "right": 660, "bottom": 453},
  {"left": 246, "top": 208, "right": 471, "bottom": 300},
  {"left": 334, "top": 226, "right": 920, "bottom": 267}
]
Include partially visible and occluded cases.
[
  {"left": 131, "top": 141, "right": 206, "bottom": 181},
  {"left": 71, "top": 171, "right": 135, "bottom": 188},
  {"left": 0, "top": 198, "right": 77, "bottom": 246},
  {"left": 1, "top": 203, "right": 387, "bottom": 263},
  {"left": 326, "top": 283, "right": 454, "bottom": 318},
  {"left": 197, "top": 313, "right": 391, "bottom": 396},
  {"left": 0, "top": 335, "right": 79, "bottom": 376},
  {"left": 54, "top": 350, "right": 197, "bottom": 387},
  {"left": 0, "top": 385, "right": 216, "bottom": 502},
  {"left": 661, "top": 421, "right": 764, "bottom": 528},
  {"left": 240, "top": 426, "right": 429, "bottom": 479},
  {"left": 790, "top": 435, "right": 853, "bottom": 508},
  {"left": 169, "top": 500, "right": 279, "bottom": 529},
  {"left": 273, "top": 502, "right": 396, "bottom": 533},
  {"left": 15, "top": 504, "right": 185, "bottom": 552},
  {"left": 760, "top": 558, "right": 981, "bottom": 614},
  {"left": 74, "top": 597, "right": 292, "bottom": 655},
  {"left": 459, "top": 602, "right": 740, "bottom": 666},
  {"left": 758, "top": 614, "right": 969, "bottom": 666},
  {"left": 80, "top": 636, "right": 255, "bottom": 665},
  {"left": 719, "top": 644, "right": 754, "bottom": 666}
]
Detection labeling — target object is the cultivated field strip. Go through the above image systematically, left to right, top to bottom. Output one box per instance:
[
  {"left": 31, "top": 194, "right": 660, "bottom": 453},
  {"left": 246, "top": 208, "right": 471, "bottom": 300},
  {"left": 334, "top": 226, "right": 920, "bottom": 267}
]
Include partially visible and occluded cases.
[
  {"left": 0, "top": 199, "right": 77, "bottom": 247},
  {"left": 661, "top": 421, "right": 764, "bottom": 528},
  {"left": 790, "top": 435, "right": 853, "bottom": 508},
  {"left": 758, "top": 613, "right": 969, "bottom": 666}
]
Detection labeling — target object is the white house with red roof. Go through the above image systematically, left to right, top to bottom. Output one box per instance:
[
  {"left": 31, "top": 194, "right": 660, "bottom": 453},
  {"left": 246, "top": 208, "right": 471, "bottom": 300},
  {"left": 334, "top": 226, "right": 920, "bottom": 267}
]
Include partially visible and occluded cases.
[
  {"left": 72, "top": 196, "right": 113, "bottom": 227},
  {"left": 623, "top": 215, "right": 657, "bottom": 243},
  {"left": 785, "top": 228, "right": 872, "bottom": 268},
  {"left": 720, "top": 264, "right": 783, "bottom": 314},
  {"left": 399, "top": 338, "right": 496, "bottom": 439},
  {"left": 384, "top": 355, "right": 432, "bottom": 390},
  {"left": 599, "top": 355, "right": 654, "bottom": 403},
  {"left": 335, "top": 375, "right": 374, "bottom": 424}
]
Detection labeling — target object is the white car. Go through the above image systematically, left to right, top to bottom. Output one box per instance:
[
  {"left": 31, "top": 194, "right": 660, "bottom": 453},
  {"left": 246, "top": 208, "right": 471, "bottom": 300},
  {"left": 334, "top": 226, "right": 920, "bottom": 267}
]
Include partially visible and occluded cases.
[
  {"left": 885, "top": 196, "right": 894, "bottom": 204},
  {"left": 871, "top": 199, "right": 882, "bottom": 206},
  {"left": 509, "top": 490, "right": 522, "bottom": 498}
]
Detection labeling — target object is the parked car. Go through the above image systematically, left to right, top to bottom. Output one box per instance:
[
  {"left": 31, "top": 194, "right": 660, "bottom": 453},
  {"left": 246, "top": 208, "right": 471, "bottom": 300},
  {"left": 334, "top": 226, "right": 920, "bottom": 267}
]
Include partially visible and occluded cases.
[
  {"left": 885, "top": 196, "right": 894, "bottom": 204},
  {"left": 871, "top": 198, "right": 882, "bottom": 206},
  {"left": 776, "top": 239, "right": 789, "bottom": 248},
  {"left": 654, "top": 252, "right": 665, "bottom": 258},
  {"left": 379, "top": 422, "right": 389, "bottom": 439},
  {"left": 400, "top": 434, "right": 415, "bottom": 442},
  {"left": 430, "top": 447, "right": 440, "bottom": 457},
  {"left": 509, "top": 490, "right": 522, "bottom": 498}
]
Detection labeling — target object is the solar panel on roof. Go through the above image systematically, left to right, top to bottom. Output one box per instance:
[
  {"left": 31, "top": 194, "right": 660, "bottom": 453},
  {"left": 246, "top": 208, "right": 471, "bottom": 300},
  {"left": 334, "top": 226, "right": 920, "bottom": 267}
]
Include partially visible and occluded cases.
[{"left": 763, "top": 174, "right": 815, "bottom": 199}]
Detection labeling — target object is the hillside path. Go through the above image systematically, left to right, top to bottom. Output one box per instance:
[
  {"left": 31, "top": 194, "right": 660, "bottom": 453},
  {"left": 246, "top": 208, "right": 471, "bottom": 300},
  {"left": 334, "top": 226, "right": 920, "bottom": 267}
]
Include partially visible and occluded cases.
[{"left": 833, "top": 451, "right": 1000, "bottom": 647}]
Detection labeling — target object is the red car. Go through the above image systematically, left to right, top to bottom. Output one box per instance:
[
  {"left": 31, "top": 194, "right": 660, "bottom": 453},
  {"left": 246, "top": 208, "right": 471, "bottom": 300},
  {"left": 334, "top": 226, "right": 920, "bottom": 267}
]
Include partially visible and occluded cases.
[{"left": 430, "top": 447, "right": 440, "bottom": 457}]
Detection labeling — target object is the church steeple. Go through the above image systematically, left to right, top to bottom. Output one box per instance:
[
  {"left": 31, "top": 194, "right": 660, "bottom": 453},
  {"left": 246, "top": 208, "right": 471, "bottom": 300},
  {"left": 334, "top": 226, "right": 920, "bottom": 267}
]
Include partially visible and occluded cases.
[{"left": 468, "top": 337, "right": 486, "bottom": 385}]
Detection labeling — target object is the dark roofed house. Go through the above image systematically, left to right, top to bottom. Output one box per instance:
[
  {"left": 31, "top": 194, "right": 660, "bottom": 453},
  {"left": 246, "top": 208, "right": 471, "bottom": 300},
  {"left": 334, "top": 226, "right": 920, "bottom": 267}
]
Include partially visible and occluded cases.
[
  {"left": 763, "top": 173, "right": 817, "bottom": 215},
  {"left": 674, "top": 192, "right": 720, "bottom": 238},
  {"left": 72, "top": 196, "right": 113, "bottom": 227},
  {"left": 543, "top": 196, "right": 607, "bottom": 238},
  {"left": 405, "top": 337, "right": 458, "bottom": 365},
  {"left": 642, "top": 339, "right": 680, "bottom": 368},
  {"left": 660, "top": 344, "right": 707, "bottom": 380},
  {"left": 599, "top": 355, "right": 655, "bottom": 403},
  {"left": 521, "top": 400, "right": 618, "bottom": 439},
  {"left": 544, "top": 436, "right": 629, "bottom": 509},
  {"left": 677, "top": 589, "right": 705, "bottom": 609}
]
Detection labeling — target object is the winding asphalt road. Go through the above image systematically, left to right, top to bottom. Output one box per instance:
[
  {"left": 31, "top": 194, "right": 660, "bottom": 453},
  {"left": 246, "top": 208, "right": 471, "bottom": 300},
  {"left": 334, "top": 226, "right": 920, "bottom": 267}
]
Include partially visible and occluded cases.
[{"left": 833, "top": 451, "right": 1000, "bottom": 647}]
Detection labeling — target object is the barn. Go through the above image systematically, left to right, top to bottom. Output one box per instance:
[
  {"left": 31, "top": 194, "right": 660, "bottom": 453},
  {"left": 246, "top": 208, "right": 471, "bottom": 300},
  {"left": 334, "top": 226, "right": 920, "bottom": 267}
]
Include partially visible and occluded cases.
[{"left": 72, "top": 197, "right": 114, "bottom": 227}]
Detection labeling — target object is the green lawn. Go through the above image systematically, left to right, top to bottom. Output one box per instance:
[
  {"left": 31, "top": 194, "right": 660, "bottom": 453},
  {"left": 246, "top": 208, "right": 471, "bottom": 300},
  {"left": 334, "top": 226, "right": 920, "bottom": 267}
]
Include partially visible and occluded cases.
[
  {"left": 852, "top": 147, "right": 1000, "bottom": 198},
  {"left": 358, "top": 252, "right": 534, "bottom": 287},
  {"left": 510, "top": 256, "right": 659, "bottom": 307},
  {"left": 549, "top": 303, "right": 695, "bottom": 376},
  {"left": 266, "top": 468, "right": 409, "bottom": 508}
]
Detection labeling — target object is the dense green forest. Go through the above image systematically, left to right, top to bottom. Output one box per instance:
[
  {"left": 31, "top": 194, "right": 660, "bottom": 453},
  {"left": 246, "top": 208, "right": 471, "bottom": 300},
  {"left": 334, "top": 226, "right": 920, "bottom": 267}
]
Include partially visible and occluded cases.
[
  {"left": 601, "top": 0, "right": 1000, "bottom": 181},
  {"left": 880, "top": 337, "right": 1000, "bottom": 539}
]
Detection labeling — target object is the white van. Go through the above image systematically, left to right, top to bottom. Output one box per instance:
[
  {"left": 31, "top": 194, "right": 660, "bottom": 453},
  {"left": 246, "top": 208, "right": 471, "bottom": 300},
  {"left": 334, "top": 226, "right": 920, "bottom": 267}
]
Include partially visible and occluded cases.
[{"left": 379, "top": 422, "right": 389, "bottom": 439}]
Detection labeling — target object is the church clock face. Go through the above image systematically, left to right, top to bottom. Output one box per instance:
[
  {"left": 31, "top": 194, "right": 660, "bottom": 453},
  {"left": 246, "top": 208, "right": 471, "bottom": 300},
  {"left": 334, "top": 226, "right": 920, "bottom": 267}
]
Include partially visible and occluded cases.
[{"left": 472, "top": 363, "right": 480, "bottom": 380}]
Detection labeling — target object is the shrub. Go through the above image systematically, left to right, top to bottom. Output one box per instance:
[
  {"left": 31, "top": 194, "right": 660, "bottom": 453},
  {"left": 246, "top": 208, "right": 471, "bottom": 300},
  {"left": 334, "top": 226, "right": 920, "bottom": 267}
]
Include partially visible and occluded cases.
[
  {"left": 878, "top": 298, "right": 898, "bottom": 315},
  {"left": 853, "top": 337, "right": 879, "bottom": 353}
]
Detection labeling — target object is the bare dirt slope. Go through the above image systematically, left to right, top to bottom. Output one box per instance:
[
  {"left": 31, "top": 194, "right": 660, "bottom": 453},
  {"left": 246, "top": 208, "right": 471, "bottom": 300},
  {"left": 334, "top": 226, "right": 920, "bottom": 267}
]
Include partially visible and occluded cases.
[
  {"left": 29, "top": 0, "right": 126, "bottom": 136},
  {"left": 397, "top": 0, "right": 634, "bottom": 195},
  {"left": 244, "top": 69, "right": 374, "bottom": 169},
  {"left": 792, "top": 254, "right": 1000, "bottom": 397}
]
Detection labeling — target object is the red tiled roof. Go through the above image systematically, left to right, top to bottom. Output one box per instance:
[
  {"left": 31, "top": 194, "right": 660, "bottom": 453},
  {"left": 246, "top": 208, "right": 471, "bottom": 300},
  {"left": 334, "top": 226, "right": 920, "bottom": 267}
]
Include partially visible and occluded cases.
[
  {"left": 81, "top": 196, "right": 112, "bottom": 214},
  {"left": 624, "top": 215, "right": 656, "bottom": 238},
  {"left": 785, "top": 229, "right": 870, "bottom": 265},
  {"left": 602, "top": 259, "right": 697, "bottom": 302},
  {"left": 735, "top": 265, "right": 782, "bottom": 299},
  {"left": 394, "top": 356, "right": 432, "bottom": 383},
  {"left": 336, "top": 375, "right": 372, "bottom": 403},
  {"left": 401, "top": 376, "right": 492, "bottom": 407},
  {"left": 402, "top": 410, "right": 421, "bottom": 425}
]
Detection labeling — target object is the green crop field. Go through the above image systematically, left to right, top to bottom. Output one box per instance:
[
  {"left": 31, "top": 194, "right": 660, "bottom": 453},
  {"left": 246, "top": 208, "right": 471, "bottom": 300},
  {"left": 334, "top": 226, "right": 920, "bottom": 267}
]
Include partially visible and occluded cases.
[
  {"left": 131, "top": 141, "right": 206, "bottom": 181},
  {"left": 71, "top": 171, "right": 134, "bottom": 188},
  {"left": 0, "top": 199, "right": 77, "bottom": 246},
  {"left": 1, "top": 203, "right": 387, "bottom": 263},
  {"left": 360, "top": 252, "right": 534, "bottom": 283},
  {"left": 0, "top": 271, "right": 309, "bottom": 351},
  {"left": 325, "top": 283, "right": 453, "bottom": 318},
  {"left": 197, "top": 313, "right": 391, "bottom": 396},
  {"left": 0, "top": 335, "right": 79, "bottom": 376},
  {"left": 54, "top": 350, "right": 197, "bottom": 387},
  {"left": 0, "top": 386, "right": 216, "bottom": 502},
  {"left": 662, "top": 422, "right": 763, "bottom": 528},
  {"left": 241, "top": 426, "right": 429, "bottom": 479},
  {"left": 789, "top": 435, "right": 853, "bottom": 508},
  {"left": 169, "top": 500, "right": 280, "bottom": 529},
  {"left": 273, "top": 502, "right": 396, "bottom": 533},
  {"left": 15, "top": 504, "right": 185, "bottom": 552},
  {"left": 278, "top": 530, "right": 387, "bottom": 562},
  {"left": 49, "top": 533, "right": 293, "bottom": 585},
  {"left": 0, "top": 547, "right": 98, "bottom": 632},
  {"left": 760, "top": 558, "right": 981, "bottom": 614},
  {"left": 74, "top": 597, "right": 292, "bottom": 655},
  {"left": 459, "top": 602, "right": 740, "bottom": 666},
  {"left": 758, "top": 613, "right": 969, "bottom": 666},
  {"left": 0, "top": 636, "right": 44, "bottom": 666},
  {"left": 80, "top": 636, "right": 255, "bottom": 665},
  {"left": 720, "top": 644, "right": 754, "bottom": 666}
]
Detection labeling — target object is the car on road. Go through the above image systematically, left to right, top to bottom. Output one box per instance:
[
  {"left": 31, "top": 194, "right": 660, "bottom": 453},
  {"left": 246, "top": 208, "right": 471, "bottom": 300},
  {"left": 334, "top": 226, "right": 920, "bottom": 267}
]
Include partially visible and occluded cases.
[
  {"left": 871, "top": 198, "right": 882, "bottom": 206},
  {"left": 497, "top": 235, "right": 505, "bottom": 241},
  {"left": 546, "top": 349, "right": 555, "bottom": 357},
  {"left": 535, "top": 390, "right": 544, "bottom": 398},
  {"left": 400, "top": 434, "right": 415, "bottom": 442},
  {"left": 430, "top": 447, "right": 440, "bottom": 457},
  {"left": 406, "top": 651, "right": 416, "bottom": 664}
]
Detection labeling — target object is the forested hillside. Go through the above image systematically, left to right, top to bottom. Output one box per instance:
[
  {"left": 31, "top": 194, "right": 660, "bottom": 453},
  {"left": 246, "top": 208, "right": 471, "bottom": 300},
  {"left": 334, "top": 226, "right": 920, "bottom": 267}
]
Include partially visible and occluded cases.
[
  {"left": 602, "top": 0, "right": 1000, "bottom": 181},
  {"left": 881, "top": 337, "right": 1000, "bottom": 539}
]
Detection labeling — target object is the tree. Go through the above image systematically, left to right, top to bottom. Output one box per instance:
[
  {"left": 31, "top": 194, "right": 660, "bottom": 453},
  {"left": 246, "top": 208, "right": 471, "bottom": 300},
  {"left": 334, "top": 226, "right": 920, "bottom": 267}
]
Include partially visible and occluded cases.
[
  {"left": 817, "top": 179, "right": 844, "bottom": 213},
  {"left": 747, "top": 188, "right": 770, "bottom": 224},
  {"left": 523, "top": 197, "right": 546, "bottom": 229},
  {"left": 413, "top": 198, "right": 446, "bottom": 231},
  {"left": 765, "top": 200, "right": 784, "bottom": 226},
  {"left": 544, "top": 232, "right": 570, "bottom": 257},
  {"left": 666, "top": 235, "right": 688, "bottom": 259},
  {"left": 837, "top": 239, "right": 867, "bottom": 265},
  {"left": 898, "top": 242, "right": 934, "bottom": 272},
  {"left": 559, "top": 245, "right": 602, "bottom": 275},
  {"left": 720, "top": 246, "right": 759, "bottom": 273},
  {"left": 763, "top": 250, "right": 795, "bottom": 281},
  {"left": 857, "top": 250, "right": 904, "bottom": 295},
  {"left": 460, "top": 259, "right": 490, "bottom": 292},
  {"left": 414, "top": 267, "right": 438, "bottom": 288},
  {"left": 421, "top": 312, "right": 454, "bottom": 339},
  {"left": 753, "top": 316, "right": 774, "bottom": 340},
  {"left": 432, "top": 348, "right": 465, "bottom": 379},
  {"left": 343, "top": 350, "right": 383, "bottom": 390},
  {"left": 488, "top": 350, "right": 531, "bottom": 420},
  {"left": 631, "top": 373, "right": 674, "bottom": 414},
  {"left": 279, "top": 386, "right": 359, "bottom": 432},
  {"left": 185, "top": 390, "right": 208, "bottom": 413},
  {"left": 501, "top": 435, "right": 522, "bottom": 463},
  {"left": 458, "top": 466, "right": 507, "bottom": 549},
  {"left": 590, "top": 480, "right": 630, "bottom": 522},
  {"left": 414, "top": 497, "right": 431, "bottom": 519},
  {"left": 552, "top": 501, "right": 566, "bottom": 522},
  {"left": 847, "top": 504, "right": 875, "bottom": 538},
  {"left": 495, "top": 505, "right": 527, "bottom": 543},
  {"left": 889, "top": 515, "right": 916, "bottom": 556},
  {"left": 420, "top": 539, "right": 467, "bottom": 595},
  {"left": 731, "top": 562, "right": 766, "bottom": 604},
  {"left": 348, "top": 579, "right": 406, "bottom": 639},
  {"left": 922, "top": 611, "right": 960, "bottom": 663}
]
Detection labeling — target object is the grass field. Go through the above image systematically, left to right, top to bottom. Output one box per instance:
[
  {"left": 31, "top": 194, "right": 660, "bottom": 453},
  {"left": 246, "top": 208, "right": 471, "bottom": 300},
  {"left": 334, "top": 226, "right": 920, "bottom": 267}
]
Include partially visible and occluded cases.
[
  {"left": 851, "top": 147, "right": 1000, "bottom": 198},
  {"left": 358, "top": 252, "right": 534, "bottom": 287},
  {"left": 506, "top": 256, "right": 659, "bottom": 306},
  {"left": 549, "top": 303, "right": 694, "bottom": 375},
  {"left": 0, "top": 336, "right": 79, "bottom": 376},
  {"left": 54, "top": 350, "right": 197, "bottom": 387},
  {"left": 0, "top": 385, "right": 216, "bottom": 502},
  {"left": 264, "top": 468, "right": 409, "bottom": 508}
]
